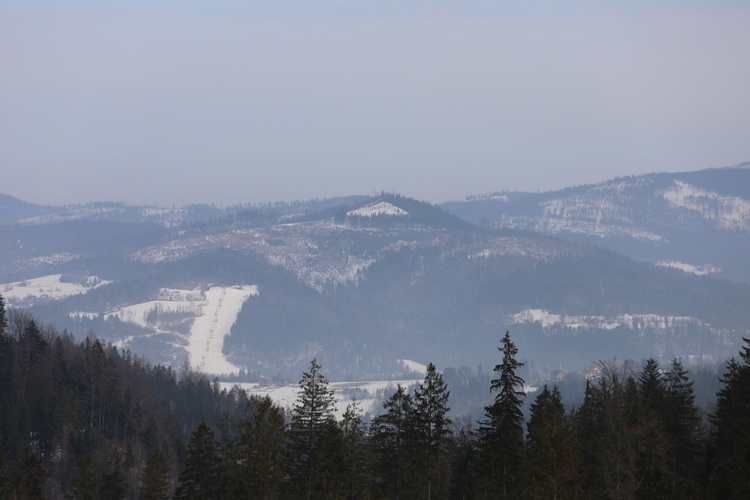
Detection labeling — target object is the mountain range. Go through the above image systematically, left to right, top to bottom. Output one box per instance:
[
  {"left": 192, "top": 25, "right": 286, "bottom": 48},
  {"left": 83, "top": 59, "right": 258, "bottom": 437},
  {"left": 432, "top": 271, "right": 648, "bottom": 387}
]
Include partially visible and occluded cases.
[{"left": 1, "top": 163, "right": 749, "bottom": 380}]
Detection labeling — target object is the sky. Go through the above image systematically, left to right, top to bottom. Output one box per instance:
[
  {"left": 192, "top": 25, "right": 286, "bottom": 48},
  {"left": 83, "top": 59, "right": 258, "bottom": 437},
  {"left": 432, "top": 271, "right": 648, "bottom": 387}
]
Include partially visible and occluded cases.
[{"left": 2, "top": 1, "right": 749, "bottom": 207}]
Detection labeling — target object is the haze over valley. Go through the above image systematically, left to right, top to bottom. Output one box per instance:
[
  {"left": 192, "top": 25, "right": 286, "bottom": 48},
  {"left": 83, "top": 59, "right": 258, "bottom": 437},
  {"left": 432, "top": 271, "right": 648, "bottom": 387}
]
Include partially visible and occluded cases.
[{"left": 2, "top": 162, "right": 749, "bottom": 390}]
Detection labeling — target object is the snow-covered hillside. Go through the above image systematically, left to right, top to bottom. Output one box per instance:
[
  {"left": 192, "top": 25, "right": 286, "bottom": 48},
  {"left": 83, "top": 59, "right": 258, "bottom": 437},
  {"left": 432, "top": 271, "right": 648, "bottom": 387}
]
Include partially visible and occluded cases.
[
  {"left": 662, "top": 180, "right": 750, "bottom": 231},
  {"left": 1, "top": 274, "right": 110, "bottom": 306},
  {"left": 74, "top": 285, "right": 258, "bottom": 376}
]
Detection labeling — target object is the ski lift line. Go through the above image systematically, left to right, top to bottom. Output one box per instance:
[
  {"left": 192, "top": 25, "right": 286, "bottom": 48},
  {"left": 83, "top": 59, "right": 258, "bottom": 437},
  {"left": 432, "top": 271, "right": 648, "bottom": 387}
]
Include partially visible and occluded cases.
[{"left": 197, "top": 288, "right": 228, "bottom": 371}]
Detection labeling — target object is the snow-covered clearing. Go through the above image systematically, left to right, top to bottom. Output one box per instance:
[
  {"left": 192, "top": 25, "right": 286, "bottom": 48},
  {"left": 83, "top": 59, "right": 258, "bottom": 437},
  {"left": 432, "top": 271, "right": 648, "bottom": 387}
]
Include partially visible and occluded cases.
[
  {"left": 347, "top": 201, "right": 408, "bottom": 217},
  {"left": 656, "top": 260, "right": 720, "bottom": 276},
  {"left": 0, "top": 274, "right": 110, "bottom": 305},
  {"left": 187, "top": 286, "right": 258, "bottom": 375}
]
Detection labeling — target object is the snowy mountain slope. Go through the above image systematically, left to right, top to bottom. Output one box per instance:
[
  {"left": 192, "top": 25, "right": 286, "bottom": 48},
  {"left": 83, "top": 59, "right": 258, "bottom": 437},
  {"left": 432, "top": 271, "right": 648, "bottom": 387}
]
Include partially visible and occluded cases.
[
  {"left": 441, "top": 162, "right": 750, "bottom": 283},
  {"left": 2, "top": 189, "right": 750, "bottom": 380}
]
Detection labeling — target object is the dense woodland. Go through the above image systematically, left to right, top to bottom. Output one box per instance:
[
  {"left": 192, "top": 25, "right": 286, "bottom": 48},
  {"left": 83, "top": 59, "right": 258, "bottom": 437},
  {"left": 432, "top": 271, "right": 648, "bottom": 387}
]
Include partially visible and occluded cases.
[{"left": 1, "top": 294, "right": 750, "bottom": 499}]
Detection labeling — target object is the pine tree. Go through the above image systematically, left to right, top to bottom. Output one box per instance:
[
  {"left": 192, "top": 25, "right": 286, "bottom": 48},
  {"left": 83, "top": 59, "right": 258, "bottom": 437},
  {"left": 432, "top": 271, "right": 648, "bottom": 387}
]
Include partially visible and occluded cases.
[
  {"left": 0, "top": 293, "right": 7, "bottom": 335},
  {"left": 477, "top": 330, "right": 526, "bottom": 498},
  {"left": 709, "top": 338, "right": 750, "bottom": 498},
  {"left": 286, "top": 358, "right": 337, "bottom": 499},
  {"left": 635, "top": 358, "right": 670, "bottom": 498},
  {"left": 637, "top": 358, "right": 667, "bottom": 414},
  {"left": 663, "top": 358, "right": 702, "bottom": 496},
  {"left": 413, "top": 362, "right": 451, "bottom": 500},
  {"left": 573, "top": 378, "right": 606, "bottom": 497},
  {"left": 369, "top": 384, "right": 415, "bottom": 499},
  {"left": 525, "top": 385, "right": 583, "bottom": 500},
  {"left": 238, "top": 394, "right": 287, "bottom": 498},
  {"left": 339, "top": 399, "right": 369, "bottom": 499},
  {"left": 174, "top": 421, "right": 224, "bottom": 499},
  {"left": 100, "top": 449, "right": 127, "bottom": 500},
  {"left": 139, "top": 449, "right": 171, "bottom": 500},
  {"left": 72, "top": 452, "right": 99, "bottom": 500},
  {"left": 11, "top": 453, "right": 47, "bottom": 499}
]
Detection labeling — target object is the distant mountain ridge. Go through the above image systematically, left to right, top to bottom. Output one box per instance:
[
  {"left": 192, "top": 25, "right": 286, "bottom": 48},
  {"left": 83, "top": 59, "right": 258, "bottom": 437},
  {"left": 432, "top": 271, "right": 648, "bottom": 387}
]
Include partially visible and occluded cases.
[
  {"left": 441, "top": 162, "right": 750, "bottom": 283},
  {"left": 2, "top": 165, "right": 749, "bottom": 380}
]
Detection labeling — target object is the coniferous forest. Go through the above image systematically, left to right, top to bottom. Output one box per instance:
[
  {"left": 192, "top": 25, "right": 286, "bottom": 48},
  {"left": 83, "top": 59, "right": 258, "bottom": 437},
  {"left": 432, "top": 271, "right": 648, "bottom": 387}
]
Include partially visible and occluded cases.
[{"left": 1, "top": 294, "right": 750, "bottom": 499}]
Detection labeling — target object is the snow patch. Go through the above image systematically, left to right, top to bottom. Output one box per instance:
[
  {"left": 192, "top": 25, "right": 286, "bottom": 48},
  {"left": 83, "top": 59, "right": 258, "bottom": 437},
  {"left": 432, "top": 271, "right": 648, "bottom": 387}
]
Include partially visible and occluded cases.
[
  {"left": 662, "top": 180, "right": 750, "bottom": 231},
  {"left": 539, "top": 196, "right": 665, "bottom": 242},
  {"left": 347, "top": 201, "right": 408, "bottom": 218},
  {"left": 656, "top": 260, "right": 721, "bottom": 276},
  {"left": 1, "top": 274, "right": 110, "bottom": 305}
]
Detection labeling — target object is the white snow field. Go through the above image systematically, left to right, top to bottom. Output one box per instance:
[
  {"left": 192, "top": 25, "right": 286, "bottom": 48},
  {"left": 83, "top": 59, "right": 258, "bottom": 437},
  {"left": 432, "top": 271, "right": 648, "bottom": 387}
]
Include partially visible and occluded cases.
[
  {"left": 347, "top": 201, "right": 408, "bottom": 217},
  {"left": 656, "top": 260, "right": 721, "bottom": 276},
  {"left": 0, "top": 274, "right": 110, "bottom": 305}
]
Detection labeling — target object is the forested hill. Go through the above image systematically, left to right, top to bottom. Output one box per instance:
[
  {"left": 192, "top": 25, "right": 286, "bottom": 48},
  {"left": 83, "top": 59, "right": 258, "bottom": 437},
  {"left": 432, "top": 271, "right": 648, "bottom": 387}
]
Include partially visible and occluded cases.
[
  {"left": 2, "top": 300, "right": 750, "bottom": 498},
  {"left": 0, "top": 305, "right": 248, "bottom": 498}
]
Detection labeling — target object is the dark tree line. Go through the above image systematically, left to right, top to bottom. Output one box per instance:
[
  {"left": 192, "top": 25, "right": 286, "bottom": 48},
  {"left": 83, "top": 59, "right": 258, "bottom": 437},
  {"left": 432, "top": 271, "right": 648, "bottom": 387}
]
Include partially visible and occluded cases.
[
  {"left": 2, "top": 292, "right": 750, "bottom": 499},
  {"left": 168, "top": 335, "right": 750, "bottom": 500}
]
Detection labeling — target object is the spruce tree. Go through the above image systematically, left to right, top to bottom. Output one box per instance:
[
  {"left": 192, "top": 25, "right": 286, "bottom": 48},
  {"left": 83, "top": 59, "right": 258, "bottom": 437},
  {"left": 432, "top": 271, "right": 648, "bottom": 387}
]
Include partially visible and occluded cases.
[
  {"left": 0, "top": 293, "right": 7, "bottom": 334},
  {"left": 477, "top": 330, "right": 525, "bottom": 498},
  {"left": 709, "top": 338, "right": 750, "bottom": 498},
  {"left": 286, "top": 358, "right": 337, "bottom": 499},
  {"left": 635, "top": 358, "right": 670, "bottom": 498},
  {"left": 637, "top": 358, "right": 667, "bottom": 414},
  {"left": 663, "top": 358, "right": 702, "bottom": 496},
  {"left": 413, "top": 362, "right": 451, "bottom": 500},
  {"left": 574, "top": 379, "right": 606, "bottom": 497},
  {"left": 369, "top": 384, "right": 415, "bottom": 499},
  {"left": 525, "top": 385, "right": 583, "bottom": 500},
  {"left": 238, "top": 394, "right": 287, "bottom": 498},
  {"left": 339, "top": 399, "right": 368, "bottom": 499},
  {"left": 174, "top": 421, "right": 224, "bottom": 499},
  {"left": 100, "top": 449, "right": 127, "bottom": 500},
  {"left": 139, "top": 450, "right": 171, "bottom": 500},
  {"left": 11, "top": 453, "right": 47, "bottom": 499}
]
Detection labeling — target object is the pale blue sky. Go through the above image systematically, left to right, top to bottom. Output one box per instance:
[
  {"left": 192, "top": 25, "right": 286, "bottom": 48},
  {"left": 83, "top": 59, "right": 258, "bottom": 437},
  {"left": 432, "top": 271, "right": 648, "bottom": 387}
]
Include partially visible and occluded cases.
[{"left": 2, "top": 1, "right": 749, "bottom": 206}]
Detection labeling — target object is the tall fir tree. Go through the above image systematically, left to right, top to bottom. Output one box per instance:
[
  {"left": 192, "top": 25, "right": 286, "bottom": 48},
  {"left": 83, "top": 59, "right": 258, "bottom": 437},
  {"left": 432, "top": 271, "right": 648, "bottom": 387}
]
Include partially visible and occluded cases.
[
  {"left": 0, "top": 293, "right": 7, "bottom": 334},
  {"left": 477, "top": 330, "right": 526, "bottom": 499},
  {"left": 709, "top": 338, "right": 750, "bottom": 498},
  {"left": 286, "top": 358, "right": 337, "bottom": 499},
  {"left": 635, "top": 358, "right": 670, "bottom": 498},
  {"left": 663, "top": 358, "right": 702, "bottom": 496},
  {"left": 413, "top": 362, "right": 451, "bottom": 500},
  {"left": 574, "top": 378, "right": 607, "bottom": 497},
  {"left": 369, "top": 384, "right": 415, "bottom": 499},
  {"left": 525, "top": 385, "right": 583, "bottom": 500},
  {"left": 238, "top": 394, "right": 287, "bottom": 498},
  {"left": 339, "top": 399, "right": 369, "bottom": 500},
  {"left": 174, "top": 421, "right": 225, "bottom": 500},
  {"left": 100, "top": 449, "right": 127, "bottom": 500},
  {"left": 139, "top": 450, "right": 171, "bottom": 500}
]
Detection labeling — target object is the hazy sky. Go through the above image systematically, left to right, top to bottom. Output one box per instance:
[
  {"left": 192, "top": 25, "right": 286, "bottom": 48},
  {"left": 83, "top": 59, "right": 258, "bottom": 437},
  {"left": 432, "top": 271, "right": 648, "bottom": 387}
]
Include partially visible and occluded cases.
[{"left": 2, "top": 1, "right": 749, "bottom": 206}]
